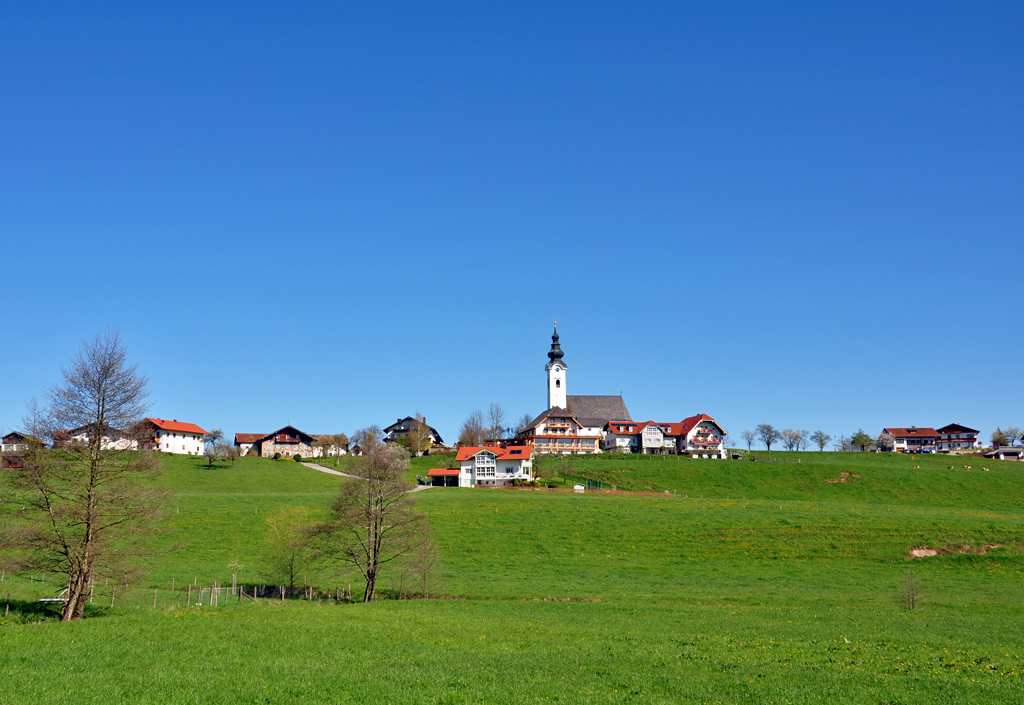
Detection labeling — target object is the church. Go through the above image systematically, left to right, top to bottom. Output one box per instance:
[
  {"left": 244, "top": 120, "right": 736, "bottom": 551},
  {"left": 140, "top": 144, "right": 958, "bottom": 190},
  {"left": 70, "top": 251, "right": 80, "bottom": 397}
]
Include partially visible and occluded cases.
[{"left": 514, "top": 325, "right": 632, "bottom": 454}]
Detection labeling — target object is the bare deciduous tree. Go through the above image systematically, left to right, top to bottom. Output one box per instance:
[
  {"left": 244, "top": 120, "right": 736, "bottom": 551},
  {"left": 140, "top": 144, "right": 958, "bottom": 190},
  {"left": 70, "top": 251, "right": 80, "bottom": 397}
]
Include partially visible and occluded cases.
[
  {"left": 0, "top": 331, "right": 169, "bottom": 621},
  {"left": 486, "top": 403, "right": 506, "bottom": 443},
  {"left": 458, "top": 410, "right": 486, "bottom": 447},
  {"left": 406, "top": 412, "right": 432, "bottom": 456},
  {"left": 515, "top": 413, "right": 534, "bottom": 437},
  {"left": 756, "top": 424, "right": 781, "bottom": 452},
  {"left": 352, "top": 426, "right": 384, "bottom": 456},
  {"left": 1004, "top": 426, "right": 1022, "bottom": 446},
  {"left": 204, "top": 428, "right": 224, "bottom": 469},
  {"left": 781, "top": 429, "right": 803, "bottom": 452},
  {"left": 741, "top": 430, "right": 755, "bottom": 451},
  {"left": 811, "top": 431, "right": 831, "bottom": 451},
  {"left": 316, "top": 443, "right": 426, "bottom": 602},
  {"left": 226, "top": 445, "right": 240, "bottom": 468},
  {"left": 262, "top": 505, "right": 315, "bottom": 592},
  {"left": 899, "top": 568, "right": 925, "bottom": 611}
]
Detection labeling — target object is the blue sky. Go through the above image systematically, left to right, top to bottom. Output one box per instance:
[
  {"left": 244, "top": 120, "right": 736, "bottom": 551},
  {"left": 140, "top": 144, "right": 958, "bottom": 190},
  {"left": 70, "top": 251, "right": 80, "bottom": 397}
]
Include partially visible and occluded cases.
[{"left": 1, "top": 2, "right": 1021, "bottom": 447}]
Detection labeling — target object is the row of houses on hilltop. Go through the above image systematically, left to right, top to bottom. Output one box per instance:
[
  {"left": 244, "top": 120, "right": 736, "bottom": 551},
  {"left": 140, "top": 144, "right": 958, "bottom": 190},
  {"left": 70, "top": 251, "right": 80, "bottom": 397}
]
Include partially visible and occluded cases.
[
  {"left": 509, "top": 327, "right": 728, "bottom": 457},
  {"left": 882, "top": 424, "right": 980, "bottom": 453}
]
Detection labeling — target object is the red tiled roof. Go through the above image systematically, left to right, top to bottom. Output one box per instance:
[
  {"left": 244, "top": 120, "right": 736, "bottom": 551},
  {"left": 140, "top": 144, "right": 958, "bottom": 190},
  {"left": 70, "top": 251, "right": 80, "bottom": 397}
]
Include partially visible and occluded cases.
[
  {"left": 679, "top": 414, "right": 723, "bottom": 436},
  {"left": 147, "top": 418, "right": 208, "bottom": 435},
  {"left": 883, "top": 427, "right": 940, "bottom": 438},
  {"left": 235, "top": 433, "right": 265, "bottom": 444},
  {"left": 456, "top": 445, "right": 533, "bottom": 461},
  {"left": 427, "top": 468, "right": 461, "bottom": 476}
]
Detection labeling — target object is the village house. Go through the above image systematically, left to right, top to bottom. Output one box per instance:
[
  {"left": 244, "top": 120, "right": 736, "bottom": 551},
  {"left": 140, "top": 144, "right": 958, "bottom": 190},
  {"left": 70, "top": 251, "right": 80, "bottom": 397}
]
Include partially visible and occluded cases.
[
  {"left": 516, "top": 408, "right": 602, "bottom": 454},
  {"left": 603, "top": 414, "right": 727, "bottom": 456},
  {"left": 383, "top": 416, "right": 444, "bottom": 446},
  {"left": 134, "top": 418, "right": 208, "bottom": 455},
  {"left": 936, "top": 423, "right": 980, "bottom": 450},
  {"left": 62, "top": 424, "right": 134, "bottom": 451},
  {"left": 239, "top": 426, "right": 316, "bottom": 458},
  {"left": 882, "top": 427, "right": 939, "bottom": 453},
  {"left": 235, "top": 430, "right": 347, "bottom": 458},
  {"left": 2, "top": 431, "right": 33, "bottom": 452},
  {"left": 428, "top": 445, "right": 533, "bottom": 487}
]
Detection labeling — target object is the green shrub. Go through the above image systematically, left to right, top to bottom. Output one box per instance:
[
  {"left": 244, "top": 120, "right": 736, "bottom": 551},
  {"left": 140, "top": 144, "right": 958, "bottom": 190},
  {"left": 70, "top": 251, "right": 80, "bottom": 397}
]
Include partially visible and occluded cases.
[
  {"left": 274, "top": 452, "right": 281, "bottom": 460},
  {"left": 294, "top": 454, "right": 303, "bottom": 461}
]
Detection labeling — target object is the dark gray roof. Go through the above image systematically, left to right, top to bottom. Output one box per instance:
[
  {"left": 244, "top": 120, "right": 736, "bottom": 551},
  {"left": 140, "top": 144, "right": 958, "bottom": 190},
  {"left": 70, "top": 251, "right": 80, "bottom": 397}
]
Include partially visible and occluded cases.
[{"left": 566, "top": 395, "right": 631, "bottom": 427}]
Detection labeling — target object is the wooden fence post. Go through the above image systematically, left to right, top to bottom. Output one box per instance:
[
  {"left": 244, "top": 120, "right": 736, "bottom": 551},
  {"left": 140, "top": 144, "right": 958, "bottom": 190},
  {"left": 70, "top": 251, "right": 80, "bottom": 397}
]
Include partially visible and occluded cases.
[
  {"left": 187, "top": 585, "right": 192, "bottom": 606},
  {"left": 110, "top": 587, "right": 115, "bottom": 608},
  {"left": 153, "top": 588, "right": 158, "bottom": 608}
]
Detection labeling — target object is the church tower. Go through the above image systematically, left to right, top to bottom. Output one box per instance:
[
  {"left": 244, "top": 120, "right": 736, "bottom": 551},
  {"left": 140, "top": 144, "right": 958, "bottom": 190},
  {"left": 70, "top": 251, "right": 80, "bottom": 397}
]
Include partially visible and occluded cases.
[{"left": 545, "top": 324, "right": 567, "bottom": 409}]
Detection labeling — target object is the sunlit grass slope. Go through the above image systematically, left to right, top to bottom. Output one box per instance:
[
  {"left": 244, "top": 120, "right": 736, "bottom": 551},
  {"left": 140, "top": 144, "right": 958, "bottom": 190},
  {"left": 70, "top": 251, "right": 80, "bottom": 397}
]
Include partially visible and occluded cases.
[{"left": 1, "top": 451, "right": 1023, "bottom": 703}]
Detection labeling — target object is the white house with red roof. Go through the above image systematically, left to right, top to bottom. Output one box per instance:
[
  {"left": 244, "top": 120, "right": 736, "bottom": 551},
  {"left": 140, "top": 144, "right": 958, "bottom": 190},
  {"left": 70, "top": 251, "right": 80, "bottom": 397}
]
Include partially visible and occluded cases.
[
  {"left": 604, "top": 414, "right": 727, "bottom": 456},
  {"left": 135, "top": 417, "right": 208, "bottom": 455},
  {"left": 882, "top": 427, "right": 939, "bottom": 453},
  {"left": 436, "top": 445, "right": 534, "bottom": 487}
]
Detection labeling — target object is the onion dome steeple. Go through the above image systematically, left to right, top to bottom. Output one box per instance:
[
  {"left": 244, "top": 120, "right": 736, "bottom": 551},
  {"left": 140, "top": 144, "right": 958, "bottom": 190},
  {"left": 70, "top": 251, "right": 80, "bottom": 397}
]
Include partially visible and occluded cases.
[{"left": 545, "top": 321, "right": 567, "bottom": 370}]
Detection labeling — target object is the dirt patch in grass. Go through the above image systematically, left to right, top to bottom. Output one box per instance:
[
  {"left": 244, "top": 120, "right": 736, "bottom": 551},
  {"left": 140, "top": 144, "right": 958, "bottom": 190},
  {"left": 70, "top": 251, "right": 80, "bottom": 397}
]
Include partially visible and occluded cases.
[
  {"left": 826, "top": 471, "right": 862, "bottom": 484},
  {"left": 906, "top": 543, "right": 1004, "bottom": 560}
]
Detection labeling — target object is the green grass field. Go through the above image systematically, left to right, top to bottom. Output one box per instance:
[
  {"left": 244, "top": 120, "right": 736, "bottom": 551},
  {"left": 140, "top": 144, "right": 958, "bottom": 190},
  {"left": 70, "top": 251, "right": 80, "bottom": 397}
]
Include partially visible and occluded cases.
[{"left": 2, "top": 451, "right": 1023, "bottom": 703}]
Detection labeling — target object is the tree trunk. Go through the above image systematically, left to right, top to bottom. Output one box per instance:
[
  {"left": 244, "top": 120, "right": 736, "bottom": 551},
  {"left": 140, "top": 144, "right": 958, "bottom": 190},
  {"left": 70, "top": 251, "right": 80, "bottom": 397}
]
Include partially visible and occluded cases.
[{"left": 364, "top": 570, "right": 376, "bottom": 602}]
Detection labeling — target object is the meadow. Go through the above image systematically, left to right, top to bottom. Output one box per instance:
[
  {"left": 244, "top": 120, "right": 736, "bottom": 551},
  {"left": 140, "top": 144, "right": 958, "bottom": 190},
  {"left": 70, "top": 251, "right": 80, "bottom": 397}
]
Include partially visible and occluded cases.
[{"left": 1, "top": 451, "right": 1023, "bottom": 703}]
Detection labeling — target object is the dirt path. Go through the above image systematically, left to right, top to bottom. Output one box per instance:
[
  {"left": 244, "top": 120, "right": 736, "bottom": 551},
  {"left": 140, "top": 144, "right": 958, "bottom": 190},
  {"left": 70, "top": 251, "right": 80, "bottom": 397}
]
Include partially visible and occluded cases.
[{"left": 301, "top": 462, "right": 434, "bottom": 492}]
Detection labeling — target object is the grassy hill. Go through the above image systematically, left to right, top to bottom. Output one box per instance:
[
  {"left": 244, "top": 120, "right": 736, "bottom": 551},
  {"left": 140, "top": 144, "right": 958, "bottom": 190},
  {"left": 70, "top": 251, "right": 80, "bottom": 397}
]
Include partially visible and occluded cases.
[{"left": 1, "top": 451, "right": 1023, "bottom": 703}]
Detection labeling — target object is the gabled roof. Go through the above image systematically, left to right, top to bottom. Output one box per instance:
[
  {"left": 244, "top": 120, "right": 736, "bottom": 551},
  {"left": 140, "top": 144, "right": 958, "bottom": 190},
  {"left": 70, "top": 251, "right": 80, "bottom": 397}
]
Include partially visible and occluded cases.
[
  {"left": 567, "top": 395, "right": 632, "bottom": 427},
  {"left": 523, "top": 407, "right": 580, "bottom": 431},
  {"left": 679, "top": 413, "right": 725, "bottom": 436},
  {"left": 382, "top": 416, "right": 444, "bottom": 444},
  {"left": 146, "top": 418, "right": 209, "bottom": 435},
  {"left": 605, "top": 420, "right": 641, "bottom": 434},
  {"left": 936, "top": 423, "right": 979, "bottom": 434},
  {"left": 256, "top": 426, "right": 317, "bottom": 444},
  {"left": 883, "top": 427, "right": 939, "bottom": 439},
  {"left": 2, "top": 431, "right": 33, "bottom": 443},
  {"left": 235, "top": 433, "right": 266, "bottom": 444},
  {"left": 456, "top": 445, "right": 533, "bottom": 462},
  {"left": 985, "top": 446, "right": 1024, "bottom": 457},
  {"left": 427, "top": 467, "right": 461, "bottom": 476}
]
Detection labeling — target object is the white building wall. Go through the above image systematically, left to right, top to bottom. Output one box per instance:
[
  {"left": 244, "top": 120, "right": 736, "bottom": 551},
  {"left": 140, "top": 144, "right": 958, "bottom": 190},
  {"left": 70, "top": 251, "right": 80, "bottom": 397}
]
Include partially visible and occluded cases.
[{"left": 158, "top": 431, "right": 204, "bottom": 455}]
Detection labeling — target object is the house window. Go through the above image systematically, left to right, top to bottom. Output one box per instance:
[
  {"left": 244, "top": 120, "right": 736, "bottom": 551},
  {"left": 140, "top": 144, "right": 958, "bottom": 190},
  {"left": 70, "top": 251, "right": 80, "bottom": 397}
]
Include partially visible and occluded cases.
[{"left": 555, "top": 380, "right": 560, "bottom": 388}]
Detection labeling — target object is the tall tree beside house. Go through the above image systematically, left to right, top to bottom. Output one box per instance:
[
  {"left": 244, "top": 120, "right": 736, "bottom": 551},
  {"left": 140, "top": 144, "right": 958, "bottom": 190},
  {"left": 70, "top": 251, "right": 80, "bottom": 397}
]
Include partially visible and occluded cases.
[
  {"left": 0, "top": 331, "right": 169, "bottom": 621},
  {"left": 486, "top": 403, "right": 506, "bottom": 443},
  {"left": 458, "top": 410, "right": 486, "bottom": 447},
  {"left": 406, "top": 413, "right": 432, "bottom": 456},
  {"left": 756, "top": 424, "right": 781, "bottom": 452},
  {"left": 352, "top": 426, "right": 384, "bottom": 456},
  {"left": 1004, "top": 427, "right": 1021, "bottom": 446},
  {"left": 204, "top": 428, "right": 224, "bottom": 468},
  {"left": 991, "top": 428, "right": 1008, "bottom": 447},
  {"left": 851, "top": 429, "right": 874, "bottom": 452},
  {"left": 741, "top": 430, "right": 756, "bottom": 451},
  {"left": 811, "top": 431, "right": 832, "bottom": 451},
  {"left": 877, "top": 431, "right": 895, "bottom": 451},
  {"left": 332, "top": 433, "right": 349, "bottom": 466},
  {"left": 315, "top": 443, "right": 427, "bottom": 602}
]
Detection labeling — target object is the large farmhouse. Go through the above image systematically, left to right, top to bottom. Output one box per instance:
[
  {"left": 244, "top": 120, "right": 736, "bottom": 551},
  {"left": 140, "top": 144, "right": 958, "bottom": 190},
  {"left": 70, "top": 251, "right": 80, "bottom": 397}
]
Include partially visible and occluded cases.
[
  {"left": 604, "top": 414, "right": 727, "bottom": 456},
  {"left": 383, "top": 416, "right": 444, "bottom": 447},
  {"left": 134, "top": 418, "right": 208, "bottom": 455},
  {"left": 936, "top": 424, "right": 980, "bottom": 450},
  {"left": 427, "top": 445, "right": 533, "bottom": 487}
]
